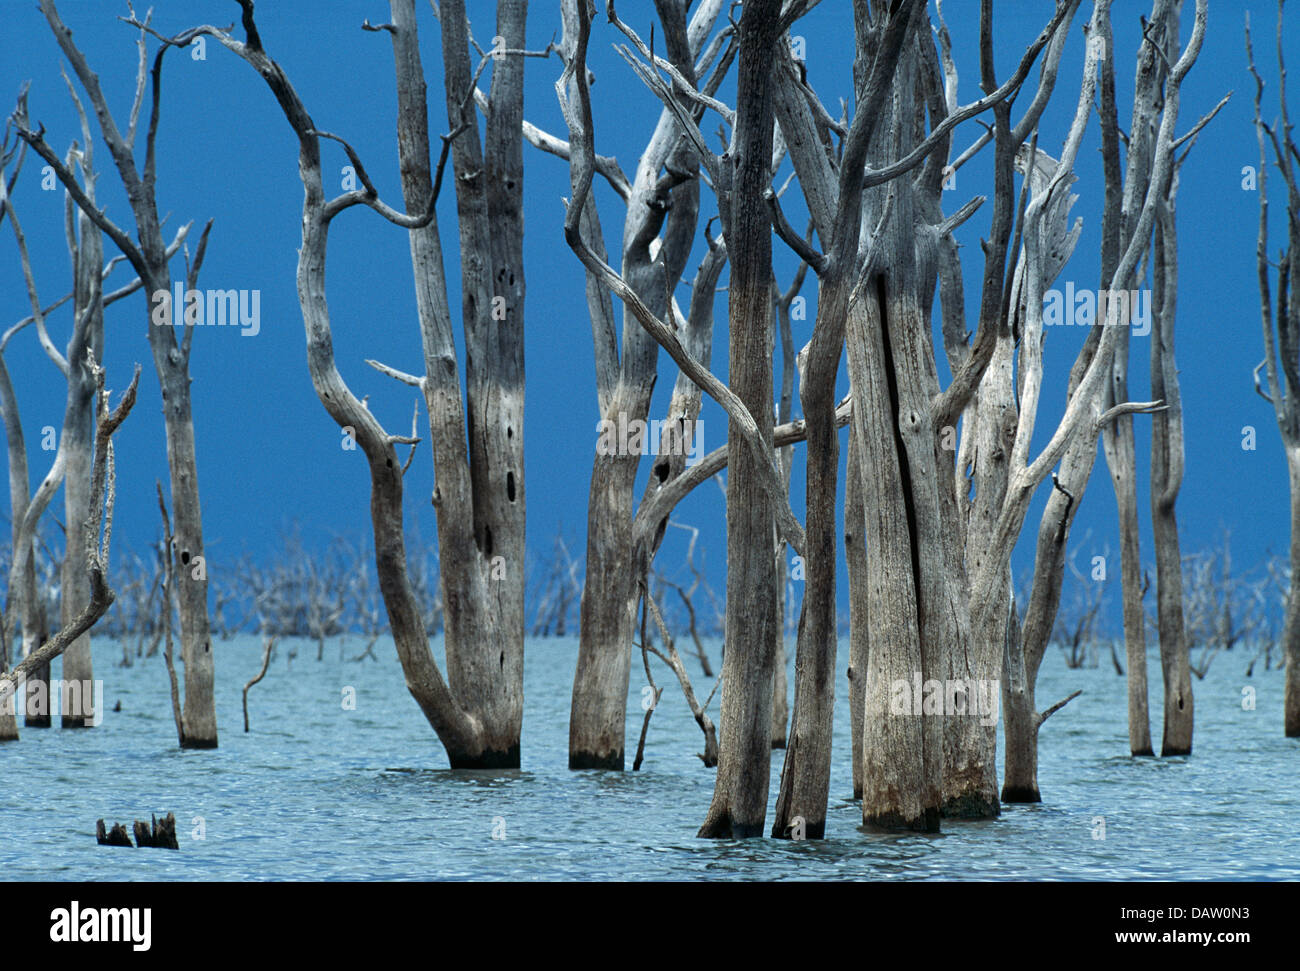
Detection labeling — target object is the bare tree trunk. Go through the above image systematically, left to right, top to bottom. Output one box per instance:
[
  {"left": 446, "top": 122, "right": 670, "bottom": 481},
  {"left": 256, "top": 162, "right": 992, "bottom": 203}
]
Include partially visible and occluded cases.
[
  {"left": 566, "top": 0, "right": 711, "bottom": 771},
  {"left": 697, "top": 0, "right": 783, "bottom": 839},
  {"left": 1100, "top": 0, "right": 1179, "bottom": 760},
  {"left": 1150, "top": 173, "right": 1193, "bottom": 755},
  {"left": 61, "top": 201, "right": 104, "bottom": 729},
  {"left": 0, "top": 349, "right": 39, "bottom": 737},
  {"left": 1002, "top": 393, "right": 1098, "bottom": 800},
  {"left": 845, "top": 435, "right": 869, "bottom": 800},
  {"left": 1286, "top": 451, "right": 1300, "bottom": 736}
]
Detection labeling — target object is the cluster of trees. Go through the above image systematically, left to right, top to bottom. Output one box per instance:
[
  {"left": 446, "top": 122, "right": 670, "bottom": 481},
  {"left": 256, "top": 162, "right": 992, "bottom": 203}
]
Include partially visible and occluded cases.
[{"left": 2, "top": 0, "right": 1298, "bottom": 842}]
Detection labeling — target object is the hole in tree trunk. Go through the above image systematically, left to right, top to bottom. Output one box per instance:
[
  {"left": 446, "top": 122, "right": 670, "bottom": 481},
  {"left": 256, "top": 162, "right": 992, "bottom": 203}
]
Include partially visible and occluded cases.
[{"left": 506, "top": 471, "right": 516, "bottom": 502}]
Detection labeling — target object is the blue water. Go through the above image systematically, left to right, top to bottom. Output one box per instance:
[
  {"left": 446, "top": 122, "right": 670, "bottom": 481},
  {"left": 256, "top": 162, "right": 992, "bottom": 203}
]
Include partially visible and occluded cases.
[{"left": 4, "top": 635, "right": 1297, "bottom": 880}]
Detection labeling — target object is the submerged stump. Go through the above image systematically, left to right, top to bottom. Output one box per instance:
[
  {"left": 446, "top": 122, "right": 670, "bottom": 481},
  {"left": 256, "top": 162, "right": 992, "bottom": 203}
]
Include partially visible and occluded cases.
[
  {"left": 96, "top": 812, "right": 179, "bottom": 849},
  {"left": 134, "top": 813, "right": 180, "bottom": 849},
  {"left": 95, "top": 819, "right": 133, "bottom": 847}
]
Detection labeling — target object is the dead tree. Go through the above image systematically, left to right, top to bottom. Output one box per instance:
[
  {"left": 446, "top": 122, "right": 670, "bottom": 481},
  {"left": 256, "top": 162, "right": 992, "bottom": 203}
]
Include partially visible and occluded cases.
[
  {"left": 174, "top": 0, "right": 531, "bottom": 766},
  {"left": 552, "top": 0, "right": 730, "bottom": 771},
  {"left": 1001, "top": 0, "right": 1216, "bottom": 799},
  {"left": 14, "top": 2, "right": 219, "bottom": 748},
  {"left": 1248, "top": 3, "right": 1300, "bottom": 737},
  {"left": 1148, "top": 82, "right": 1195, "bottom": 755},
  {"left": 2, "top": 109, "right": 180, "bottom": 733},
  {"left": 0, "top": 360, "right": 141, "bottom": 720}
]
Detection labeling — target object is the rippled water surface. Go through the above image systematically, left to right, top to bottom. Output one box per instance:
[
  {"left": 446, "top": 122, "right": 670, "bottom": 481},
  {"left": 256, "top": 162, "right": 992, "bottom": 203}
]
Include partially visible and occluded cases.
[{"left": 4, "top": 635, "right": 1297, "bottom": 880}]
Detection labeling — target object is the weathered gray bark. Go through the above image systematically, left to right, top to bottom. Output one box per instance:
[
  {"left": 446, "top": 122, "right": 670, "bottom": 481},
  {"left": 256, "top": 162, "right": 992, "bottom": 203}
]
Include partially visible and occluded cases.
[
  {"left": 187, "top": 0, "right": 528, "bottom": 765},
  {"left": 565, "top": 0, "right": 720, "bottom": 770},
  {"left": 697, "top": 0, "right": 783, "bottom": 839},
  {"left": 771, "top": 0, "right": 924, "bottom": 838},
  {"left": 966, "top": 0, "right": 1205, "bottom": 809},
  {"left": 1100, "top": 0, "right": 1179, "bottom": 759},
  {"left": 560, "top": 1, "right": 808, "bottom": 791},
  {"left": 60, "top": 158, "right": 105, "bottom": 729},
  {"left": 1150, "top": 169, "right": 1193, "bottom": 755},
  {"left": 771, "top": 268, "right": 804, "bottom": 751},
  {"left": 845, "top": 433, "right": 868, "bottom": 800}
]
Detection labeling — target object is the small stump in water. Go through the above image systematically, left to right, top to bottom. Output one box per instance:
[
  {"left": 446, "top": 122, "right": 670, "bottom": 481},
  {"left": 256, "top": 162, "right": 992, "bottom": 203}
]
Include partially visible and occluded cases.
[
  {"left": 96, "top": 812, "right": 179, "bottom": 849},
  {"left": 133, "top": 813, "right": 179, "bottom": 849},
  {"left": 95, "top": 820, "right": 133, "bottom": 847}
]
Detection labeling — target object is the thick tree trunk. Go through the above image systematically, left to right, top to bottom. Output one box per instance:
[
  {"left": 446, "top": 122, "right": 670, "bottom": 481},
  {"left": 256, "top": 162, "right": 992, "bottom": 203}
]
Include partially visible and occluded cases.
[
  {"left": 436, "top": 0, "right": 527, "bottom": 766},
  {"left": 698, "top": 0, "right": 782, "bottom": 839},
  {"left": 571, "top": 460, "right": 643, "bottom": 769},
  {"left": 1001, "top": 590, "right": 1040, "bottom": 801}
]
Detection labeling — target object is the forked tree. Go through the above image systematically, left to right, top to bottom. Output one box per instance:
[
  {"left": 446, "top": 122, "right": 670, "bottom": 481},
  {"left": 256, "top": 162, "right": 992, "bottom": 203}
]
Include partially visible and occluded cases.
[{"left": 165, "top": 0, "right": 530, "bottom": 766}]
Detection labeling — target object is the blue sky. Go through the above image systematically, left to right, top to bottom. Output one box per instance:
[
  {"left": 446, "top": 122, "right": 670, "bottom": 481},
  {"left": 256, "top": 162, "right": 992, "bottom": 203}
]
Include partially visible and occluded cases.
[{"left": 0, "top": 1, "right": 1293, "bottom": 633}]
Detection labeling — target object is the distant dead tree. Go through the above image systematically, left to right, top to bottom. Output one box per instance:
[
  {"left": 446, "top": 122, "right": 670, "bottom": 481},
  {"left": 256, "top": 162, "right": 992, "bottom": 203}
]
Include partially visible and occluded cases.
[
  {"left": 1248, "top": 4, "right": 1300, "bottom": 736},
  {"left": 531, "top": 528, "right": 581, "bottom": 638},
  {"left": 1182, "top": 535, "right": 1267, "bottom": 679},
  {"left": 1053, "top": 574, "right": 1108, "bottom": 670}
]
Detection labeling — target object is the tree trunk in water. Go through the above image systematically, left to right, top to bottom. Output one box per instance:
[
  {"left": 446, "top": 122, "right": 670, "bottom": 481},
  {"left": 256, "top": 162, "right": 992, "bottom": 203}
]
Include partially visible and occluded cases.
[
  {"left": 441, "top": 0, "right": 528, "bottom": 765},
  {"left": 567, "top": 0, "right": 708, "bottom": 771},
  {"left": 698, "top": 0, "right": 782, "bottom": 838},
  {"left": 1150, "top": 200, "right": 1192, "bottom": 756},
  {"left": 61, "top": 206, "right": 103, "bottom": 729},
  {"left": 153, "top": 335, "right": 217, "bottom": 748},
  {"left": 1102, "top": 339, "right": 1152, "bottom": 757},
  {"left": 1003, "top": 386, "right": 1102, "bottom": 801},
  {"left": 845, "top": 441, "right": 869, "bottom": 800},
  {"left": 1286, "top": 449, "right": 1300, "bottom": 737},
  {"left": 570, "top": 456, "right": 643, "bottom": 769},
  {"left": 1001, "top": 590, "right": 1039, "bottom": 801},
  {"left": 772, "top": 592, "right": 788, "bottom": 749}
]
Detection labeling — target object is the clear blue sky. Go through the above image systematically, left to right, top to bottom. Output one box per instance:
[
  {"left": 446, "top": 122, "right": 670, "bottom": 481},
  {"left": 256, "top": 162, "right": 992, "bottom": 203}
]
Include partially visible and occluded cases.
[{"left": 0, "top": 1, "right": 1292, "bottom": 633}]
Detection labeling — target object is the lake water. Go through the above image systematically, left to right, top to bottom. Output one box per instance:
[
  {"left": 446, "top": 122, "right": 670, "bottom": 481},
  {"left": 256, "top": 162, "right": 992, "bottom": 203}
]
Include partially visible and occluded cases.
[{"left": 4, "top": 635, "right": 1297, "bottom": 880}]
